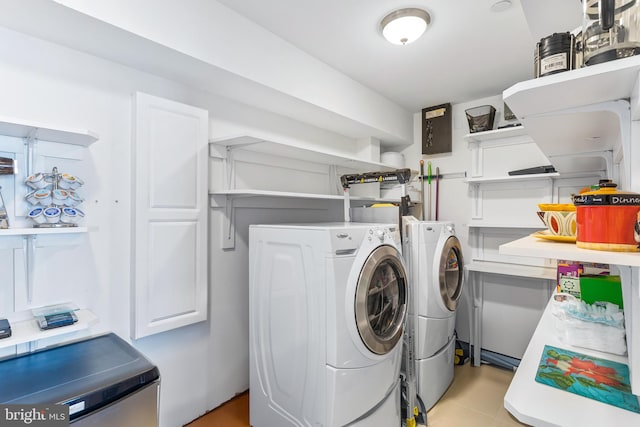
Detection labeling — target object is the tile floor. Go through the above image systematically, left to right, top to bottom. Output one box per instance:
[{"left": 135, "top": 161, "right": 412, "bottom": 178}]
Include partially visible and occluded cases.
[{"left": 186, "top": 363, "right": 529, "bottom": 427}]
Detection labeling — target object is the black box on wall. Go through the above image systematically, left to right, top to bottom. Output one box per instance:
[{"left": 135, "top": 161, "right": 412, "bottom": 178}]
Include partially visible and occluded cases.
[{"left": 422, "top": 103, "right": 452, "bottom": 155}]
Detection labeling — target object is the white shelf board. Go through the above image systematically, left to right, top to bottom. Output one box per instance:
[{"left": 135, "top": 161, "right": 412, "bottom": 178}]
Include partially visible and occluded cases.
[
  {"left": 504, "top": 55, "right": 640, "bottom": 119},
  {"left": 503, "top": 57, "right": 639, "bottom": 159},
  {"left": 0, "top": 116, "right": 98, "bottom": 146},
  {"left": 463, "top": 126, "right": 527, "bottom": 143},
  {"left": 210, "top": 136, "right": 394, "bottom": 172},
  {"left": 465, "top": 172, "right": 559, "bottom": 184},
  {"left": 210, "top": 189, "right": 397, "bottom": 202},
  {"left": 211, "top": 189, "right": 345, "bottom": 200},
  {"left": 467, "top": 223, "right": 545, "bottom": 229},
  {"left": 0, "top": 226, "right": 89, "bottom": 236},
  {"left": 500, "top": 235, "right": 640, "bottom": 267},
  {"left": 466, "top": 260, "right": 556, "bottom": 280},
  {"left": 504, "top": 295, "right": 639, "bottom": 427},
  {"left": 0, "top": 309, "right": 98, "bottom": 350}
]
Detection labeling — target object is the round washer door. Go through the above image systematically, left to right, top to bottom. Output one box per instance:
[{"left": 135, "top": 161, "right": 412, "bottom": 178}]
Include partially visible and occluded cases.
[
  {"left": 439, "top": 236, "right": 464, "bottom": 311},
  {"left": 355, "top": 245, "right": 408, "bottom": 355}
]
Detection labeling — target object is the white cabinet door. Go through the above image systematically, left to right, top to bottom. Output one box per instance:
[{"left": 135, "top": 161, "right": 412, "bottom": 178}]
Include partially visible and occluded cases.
[{"left": 132, "top": 92, "right": 208, "bottom": 339}]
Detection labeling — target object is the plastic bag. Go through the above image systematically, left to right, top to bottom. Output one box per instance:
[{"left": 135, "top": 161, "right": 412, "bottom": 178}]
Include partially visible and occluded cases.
[{"left": 551, "top": 293, "right": 627, "bottom": 355}]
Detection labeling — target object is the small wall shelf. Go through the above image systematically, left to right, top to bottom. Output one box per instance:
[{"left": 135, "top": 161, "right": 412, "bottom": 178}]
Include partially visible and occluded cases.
[
  {"left": 0, "top": 115, "right": 98, "bottom": 146},
  {"left": 464, "top": 126, "right": 527, "bottom": 143},
  {"left": 464, "top": 172, "right": 559, "bottom": 184},
  {"left": 0, "top": 227, "right": 89, "bottom": 236},
  {"left": 466, "top": 260, "right": 556, "bottom": 280},
  {"left": 0, "top": 309, "right": 98, "bottom": 350}
]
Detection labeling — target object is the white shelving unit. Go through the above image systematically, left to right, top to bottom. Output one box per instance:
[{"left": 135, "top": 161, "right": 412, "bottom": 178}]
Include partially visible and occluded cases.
[
  {"left": 499, "top": 54, "right": 640, "bottom": 422},
  {"left": 0, "top": 114, "right": 98, "bottom": 235},
  {"left": 0, "top": 116, "right": 99, "bottom": 347},
  {"left": 464, "top": 125, "right": 561, "bottom": 367},
  {"left": 209, "top": 135, "right": 405, "bottom": 249},
  {"left": 209, "top": 135, "right": 393, "bottom": 174},
  {"left": 209, "top": 135, "right": 397, "bottom": 201},
  {"left": 504, "top": 295, "right": 640, "bottom": 427},
  {"left": 0, "top": 309, "right": 98, "bottom": 350}
]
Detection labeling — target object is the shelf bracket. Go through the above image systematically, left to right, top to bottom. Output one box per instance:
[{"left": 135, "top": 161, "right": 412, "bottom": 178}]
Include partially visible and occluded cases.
[
  {"left": 535, "top": 100, "right": 630, "bottom": 188},
  {"left": 614, "top": 102, "right": 632, "bottom": 190},
  {"left": 23, "top": 130, "right": 38, "bottom": 178},
  {"left": 470, "top": 142, "right": 483, "bottom": 178},
  {"left": 225, "top": 146, "right": 235, "bottom": 191},
  {"left": 469, "top": 183, "right": 482, "bottom": 220},
  {"left": 209, "top": 194, "right": 235, "bottom": 249},
  {"left": 221, "top": 198, "right": 235, "bottom": 250},
  {"left": 23, "top": 235, "right": 36, "bottom": 303}
]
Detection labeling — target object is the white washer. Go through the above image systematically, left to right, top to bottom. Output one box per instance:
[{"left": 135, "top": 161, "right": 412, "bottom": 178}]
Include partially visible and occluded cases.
[
  {"left": 404, "top": 218, "right": 464, "bottom": 411},
  {"left": 249, "top": 222, "right": 408, "bottom": 427}
]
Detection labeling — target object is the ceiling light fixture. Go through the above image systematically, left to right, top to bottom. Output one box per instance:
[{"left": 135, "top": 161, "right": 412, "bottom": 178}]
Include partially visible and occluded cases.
[
  {"left": 490, "top": 0, "right": 512, "bottom": 13},
  {"left": 380, "top": 8, "right": 431, "bottom": 45}
]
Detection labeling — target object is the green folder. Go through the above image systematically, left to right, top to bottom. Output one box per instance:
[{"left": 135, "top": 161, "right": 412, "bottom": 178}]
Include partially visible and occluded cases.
[{"left": 579, "top": 275, "right": 623, "bottom": 309}]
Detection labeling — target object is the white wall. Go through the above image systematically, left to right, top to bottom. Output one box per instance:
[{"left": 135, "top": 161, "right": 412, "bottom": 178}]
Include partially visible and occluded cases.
[
  {"left": 0, "top": 0, "right": 413, "bottom": 145},
  {"left": 0, "top": 25, "right": 369, "bottom": 427},
  {"left": 400, "top": 95, "right": 553, "bottom": 348},
  {"left": 401, "top": 95, "right": 506, "bottom": 259},
  {"left": 399, "top": 96, "right": 503, "bottom": 345}
]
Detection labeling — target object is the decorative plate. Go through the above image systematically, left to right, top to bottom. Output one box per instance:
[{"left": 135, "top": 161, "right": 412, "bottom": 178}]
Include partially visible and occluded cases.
[{"left": 531, "top": 230, "right": 576, "bottom": 243}]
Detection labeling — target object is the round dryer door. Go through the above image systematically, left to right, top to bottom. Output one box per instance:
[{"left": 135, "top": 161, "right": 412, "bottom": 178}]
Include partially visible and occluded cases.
[
  {"left": 439, "top": 236, "right": 464, "bottom": 311},
  {"left": 355, "top": 245, "right": 408, "bottom": 355}
]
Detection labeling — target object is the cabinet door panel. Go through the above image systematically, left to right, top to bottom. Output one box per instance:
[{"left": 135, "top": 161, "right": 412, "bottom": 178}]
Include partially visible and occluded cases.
[
  {"left": 132, "top": 92, "right": 208, "bottom": 339},
  {"left": 148, "top": 110, "right": 199, "bottom": 208},
  {"left": 148, "top": 220, "right": 200, "bottom": 321}
]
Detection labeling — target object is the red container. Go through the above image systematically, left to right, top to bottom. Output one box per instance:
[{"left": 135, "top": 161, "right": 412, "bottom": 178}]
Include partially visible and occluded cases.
[{"left": 573, "top": 181, "right": 640, "bottom": 252}]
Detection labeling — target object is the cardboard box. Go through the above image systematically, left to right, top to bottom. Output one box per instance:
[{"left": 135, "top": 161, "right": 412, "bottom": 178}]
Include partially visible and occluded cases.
[{"left": 556, "top": 260, "right": 609, "bottom": 297}]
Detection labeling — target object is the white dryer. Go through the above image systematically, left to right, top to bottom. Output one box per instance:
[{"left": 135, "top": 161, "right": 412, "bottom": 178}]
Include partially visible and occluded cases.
[
  {"left": 404, "top": 218, "right": 464, "bottom": 411},
  {"left": 249, "top": 222, "right": 408, "bottom": 427}
]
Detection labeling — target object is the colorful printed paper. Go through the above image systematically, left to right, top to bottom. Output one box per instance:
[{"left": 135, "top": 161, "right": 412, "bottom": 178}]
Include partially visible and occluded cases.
[{"left": 535, "top": 345, "right": 640, "bottom": 413}]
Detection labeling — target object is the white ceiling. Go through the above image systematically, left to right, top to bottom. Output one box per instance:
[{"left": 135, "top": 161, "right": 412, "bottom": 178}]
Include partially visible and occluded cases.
[{"left": 215, "top": 0, "right": 539, "bottom": 112}]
